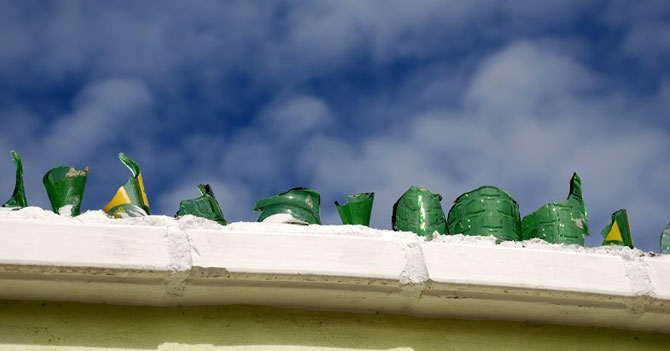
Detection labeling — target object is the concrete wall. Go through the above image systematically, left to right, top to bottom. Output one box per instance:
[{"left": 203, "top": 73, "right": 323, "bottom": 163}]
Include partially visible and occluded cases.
[{"left": 1, "top": 300, "right": 669, "bottom": 351}]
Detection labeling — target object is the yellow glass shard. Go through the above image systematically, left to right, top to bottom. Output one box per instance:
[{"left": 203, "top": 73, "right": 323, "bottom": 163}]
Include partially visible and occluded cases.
[
  {"left": 137, "top": 174, "right": 149, "bottom": 207},
  {"left": 103, "top": 187, "right": 131, "bottom": 213},
  {"left": 605, "top": 221, "right": 624, "bottom": 243}
]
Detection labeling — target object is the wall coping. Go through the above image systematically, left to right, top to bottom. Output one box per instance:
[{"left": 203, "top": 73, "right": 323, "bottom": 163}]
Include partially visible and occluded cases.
[{"left": 1, "top": 207, "right": 669, "bottom": 332}]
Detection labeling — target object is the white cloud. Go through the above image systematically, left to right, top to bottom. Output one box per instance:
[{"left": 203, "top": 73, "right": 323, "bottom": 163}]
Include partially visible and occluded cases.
[
  {"left": 39, "top": 78, "right": 153, "bottom": 162},
  {"left": 257, "top": 95, "right": 333, "bottom": 140}
]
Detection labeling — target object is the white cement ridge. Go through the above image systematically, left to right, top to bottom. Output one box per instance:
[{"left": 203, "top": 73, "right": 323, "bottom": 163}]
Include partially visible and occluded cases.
[
  {"left": 0, "top": 207, "right": 669, "bottom": 301},
  {"left": 3, "top": 207, "right": 670, "bottom": 332},
  {"left": 399, "top": 242, "right": 428, "bottom": 284}
]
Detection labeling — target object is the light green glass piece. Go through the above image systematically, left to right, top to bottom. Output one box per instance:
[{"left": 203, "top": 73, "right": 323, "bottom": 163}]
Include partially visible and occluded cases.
[
  {"left": 3, "top": 150, "right": 27, "bottom": 209},
  {"left": 43, "top": 166, "right": 90, "bottom": 216},
  {"left": 521, "top": 173, "right": 589, "bottom": 245},
  {"left": 176, "top": 184, "right": 227, "bottom": 225},
  {"left": 392, "top": 185, "right": 446, "bottom": 238},
  {"left": 447, "top": 186, "right": 521, "bottom": 241},
  {"left": 254, "top": 187, "right": 321, "bottom": 225},
  {"left": 335, "top": 192, "right": 374, "bottom": 226},
  {"left": 601, "top": 209, "right": 633, "bottom": 248},
  {"left": 661, "top": 221, "right": 670, "bottom": 254}
]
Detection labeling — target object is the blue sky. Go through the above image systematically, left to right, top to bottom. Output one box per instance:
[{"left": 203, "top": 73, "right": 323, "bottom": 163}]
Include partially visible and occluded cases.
[{"left": 1, "top": 0, "right": 669, "bottom": 251}]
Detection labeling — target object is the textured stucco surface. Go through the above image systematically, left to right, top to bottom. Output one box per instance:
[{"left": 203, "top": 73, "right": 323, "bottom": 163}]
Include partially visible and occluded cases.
[{"left": 0, "top": 300, "right": 669, "bottom": 351}]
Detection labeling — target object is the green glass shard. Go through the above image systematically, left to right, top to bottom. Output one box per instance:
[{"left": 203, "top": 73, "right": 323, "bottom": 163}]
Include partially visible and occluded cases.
[
  {"left": 2, "top": 150, "right": 27, "bottom": 209},
  {"left": 104, "top": 153, "right": 151, "bottom": 218},
  {"left": 43, "top": 166, "right": 90, "bottom": 216},
  {"left": 521, "top": 173, "right": 589, "bottom": 245},
  {"left": 176, "top": 184, "right": 227, "bottom": 225},
  {"left": 392, "top": 185, "right": 446, "bottom": 238},
  {"left": 447, "top": 186, "right": 521, "bottom": 241},
  {"left": 254, "top": 187, "right": 321, "bottom": 224},
  {"left": 335, "top": 192, "right": 374, "bottom": 226},
  {"left": 601, "top": 209, "right": 633, "bottom": 248},
  {"left": 661, "top": 221, "right": 670, "bottom": 254}
]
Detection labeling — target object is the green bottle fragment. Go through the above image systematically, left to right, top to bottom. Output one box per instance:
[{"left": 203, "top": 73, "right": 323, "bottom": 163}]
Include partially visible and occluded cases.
[
  {"left": 2, "top": 150, "right": 27, "bottom": 209},
  {"left": 104, "top": 153, "right": 151, "bottom": 218},
  {"left": 43, "top": 166, "right": 90, "bottom": 216},
  {"left": 521, "top": 173, "right": 589, "bottom": 245},
  {"left": 176, "top": 184, "right": 227, "bottom": 225},
  {"left": 392, "top": 185, "right": 447, "bottom": 238},
  {"left": 447, "top": 186, "right": 521, "bottom": 241},
  {"left": 254, "top": 187, "right": 321, "bottom": 225},
  {"left": 335, "top": 192, "right": 374, "bottom": 226},
  {"left": 601, "top": 209, "right": 633, "bottom": 248},
  {"left": 660, "top": 221, "right": 670, "bottom": 254}
]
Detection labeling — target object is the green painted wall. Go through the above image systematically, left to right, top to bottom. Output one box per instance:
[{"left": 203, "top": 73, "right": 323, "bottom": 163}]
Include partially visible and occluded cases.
[{"left": 0, "top": 300, "right": 668, "bottom": 350}]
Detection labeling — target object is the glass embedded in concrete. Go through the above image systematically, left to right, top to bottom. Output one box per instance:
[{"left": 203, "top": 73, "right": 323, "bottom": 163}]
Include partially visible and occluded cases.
[
  {"left": 2, "top": 150, "right": 27, "bottom": 209},
  {"left": 104, "top": 153, "right": 151, "bottom": 218},
  {"left": 43, "top": 165, "right": 89, "bottom": 216},
  {"left": 521, "top": 173, "right": 589, "bottom": 245},
  {"left": 176, "top": 184, "right": 227, "bottom": 225},
  {"left": 392, "top": 185, "right": 447, "bottom": 238},
  {"left": 447, "top": 186, "right": 521, "bottom": 241},
  {"left": 254, "top": 187, "right": 321, "bottom": 225},
  {"left": 335, "top": 192, "right": 374, "bottom": 226},
  {"left": 601, "top": 209, "right": 633, "bottom": 248}
]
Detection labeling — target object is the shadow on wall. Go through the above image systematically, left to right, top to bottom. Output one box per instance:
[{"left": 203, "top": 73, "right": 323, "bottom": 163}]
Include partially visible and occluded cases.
[{"left": 0, "top": 301, "right": 668, "bottom": 350}]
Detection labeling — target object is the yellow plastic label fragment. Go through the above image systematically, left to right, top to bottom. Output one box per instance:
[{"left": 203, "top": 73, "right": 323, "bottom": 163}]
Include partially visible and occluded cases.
[
  {"left": 138, "top": 174, "right": 149, "bottom": 207},
  {"left": 103, "top": 187, "right": 131, "bottom": 213},
  {"left": 605, "top": 221, "right": 623, "bottom": 243}
]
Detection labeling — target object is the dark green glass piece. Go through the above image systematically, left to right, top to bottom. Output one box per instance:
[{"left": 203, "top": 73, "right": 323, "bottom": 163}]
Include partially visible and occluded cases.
[
  {"left": 2, "top": 150, "right": 27, "bottom": 209},
  {"left": 104, "top": 153, "right": 151, "bottom": 218},
  {"left": 43, "top": 166, "right": 90, "bottom": 216},
  {"left": 521, "top": 173, "right": 589, "bottom": 245},
  {"left": 176, "top": 184, "right": 227, "bottom": 225},
  {"left": 392, "top": 185, "right": 446, "bottom": 238},
  {"left": 447, "top": 186, "right": 521, "bottom": 241},
  {"left": 254, "top": 187, "right": 321, "bottom": 224},
  {"left": 335, "top": 192, "right": 374, "bottom": 226},
  {"left": 601, "top": 209, "right": 633, "bottom": 248},
  {"left": 661, "top": 221, "right": 670, "bottom": 254}
]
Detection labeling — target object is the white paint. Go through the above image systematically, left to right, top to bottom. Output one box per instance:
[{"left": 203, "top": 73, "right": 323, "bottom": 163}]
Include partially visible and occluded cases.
[
  {"left": 0, "top": 221, "right": 170, "bottom": 270},
  {"left": 187, "top": 229, "right": 407, "bottom": 280},
  {"left": 421, "top": 241, "right": 633, "bottom": 296},
  {"left": 642, "top": 255, "right": 670, "bottom": 300}
]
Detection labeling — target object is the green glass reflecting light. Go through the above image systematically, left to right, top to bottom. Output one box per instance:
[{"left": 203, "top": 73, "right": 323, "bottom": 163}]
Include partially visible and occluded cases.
[
  {"left": 2, "top": 150, "right": 27, "bottom": 209},
  {"left": 104, "top": 153, "right": 151, "bottom": 218},
  {"left": 43, "top": 166, "right": 89, "bottom": 216},
  {"left": 521, "top": 173, "right": 589, "bottom": 245},
  {"left": 176, "top": 184, "right": 227, "bottom": 225},
  {"left": 392, "top": 185, "right": 446, "bottom": 238},
  {"left": 447, "top": 186, "right": 521, "bottom": 241},
  {"left": 254, "top": 187, "right": 321, "bottom": 225},
  {"left": 335, "top": 192, "right": 374, "bottom": 226},
  {"left": 601, "top": 209, "right": 633, "bottom": 248}
]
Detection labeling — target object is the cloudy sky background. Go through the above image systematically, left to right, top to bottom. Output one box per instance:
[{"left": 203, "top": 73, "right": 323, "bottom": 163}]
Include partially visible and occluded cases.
[{"left": 0, "top": 1, "right": 668, "bottom": 251}]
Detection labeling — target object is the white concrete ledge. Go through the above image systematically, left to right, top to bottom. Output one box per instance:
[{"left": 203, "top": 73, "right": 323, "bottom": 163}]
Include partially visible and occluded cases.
[
  {"left": 1, "top": 212, "right": 670, "bottom": 333},
  {"left": 188, "top": 229, "right": 408, "bottom": 280},
  {"left": 420, "top": 242, "right": 633, "bottom": 296}
]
